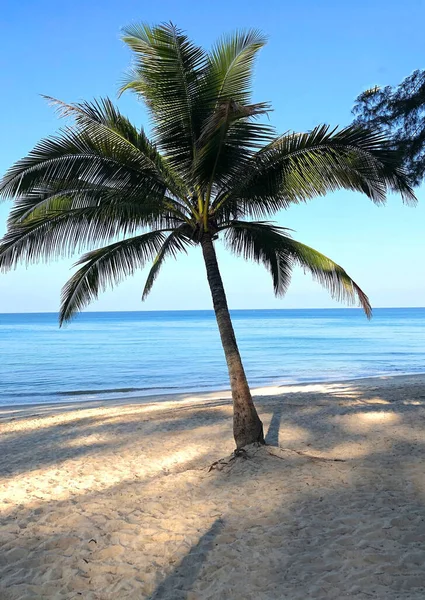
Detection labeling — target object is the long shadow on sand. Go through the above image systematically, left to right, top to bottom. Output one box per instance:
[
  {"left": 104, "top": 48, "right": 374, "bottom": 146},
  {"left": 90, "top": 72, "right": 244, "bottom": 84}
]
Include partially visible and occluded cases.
[
  {"left": 2, "top": 378, "right": 425, "bottom": 598},
  {"left": 265, "top": 402, "right": 284, "bottom": 445},
  {"left": 0, "top": 403, "right": 232, "bottom": 478},
  {"left": 149, "top": 518, "right": 224, "bottom": 600}
]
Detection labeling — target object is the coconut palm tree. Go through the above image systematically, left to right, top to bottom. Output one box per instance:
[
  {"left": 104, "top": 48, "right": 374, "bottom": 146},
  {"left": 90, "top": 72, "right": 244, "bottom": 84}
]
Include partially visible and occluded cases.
[{"left": 0, "top": 24, "right": 416, "bottom": 449}]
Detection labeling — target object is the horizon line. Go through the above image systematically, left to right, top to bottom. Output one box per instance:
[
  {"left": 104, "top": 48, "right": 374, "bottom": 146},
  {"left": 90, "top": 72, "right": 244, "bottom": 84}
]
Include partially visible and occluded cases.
[{"left": 0, "top": 306, "right": 424, "bottom": 315}]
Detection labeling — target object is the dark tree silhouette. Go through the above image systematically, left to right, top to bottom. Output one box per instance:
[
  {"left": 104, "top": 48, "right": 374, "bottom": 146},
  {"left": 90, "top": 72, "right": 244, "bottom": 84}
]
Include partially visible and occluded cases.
[{"left": 353, "top": 69, "right": 425, "bottom": 187}]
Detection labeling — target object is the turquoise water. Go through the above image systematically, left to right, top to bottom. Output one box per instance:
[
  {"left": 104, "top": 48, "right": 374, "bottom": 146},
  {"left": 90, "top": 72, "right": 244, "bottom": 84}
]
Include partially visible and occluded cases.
[{"left": 0, "top": 308, "right": 424, "bottom": 406}]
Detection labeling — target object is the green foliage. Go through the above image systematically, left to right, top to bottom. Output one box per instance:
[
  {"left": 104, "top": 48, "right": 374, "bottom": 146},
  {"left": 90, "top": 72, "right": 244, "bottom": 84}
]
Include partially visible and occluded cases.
[
  {"left": 0, "top": 22, "right": 416, "bottom": 322},
  {"left": 353, "top": 70, "right": 425, "bottom": 187},
  {"left": 224, "top": 221, "right": 371, "bottom": 316},
  {"left": 142, "top": 227, "right": 193, "bottom": 301},
  {"left": 60, "top": 231, "right": 168, "bottom": 324}
]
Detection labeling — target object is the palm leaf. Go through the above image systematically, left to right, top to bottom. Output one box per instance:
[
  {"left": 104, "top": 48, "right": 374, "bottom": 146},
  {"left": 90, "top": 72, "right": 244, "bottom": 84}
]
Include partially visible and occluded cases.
[
  {"left": 121, "top": 22, "right": 206, "bottom": 176},
  {"left": 193, "top": 29, "right": 272, "bottom": 193},
  {"left": 201, "top": 29, "right": 267, "bottom": 106},
  {"left": 43, "top": 96, "right": 188, "bottom": 202},
  {"left": 195, "top": 100, "right": 274, "bottom": 193},
  {"left": 0, "top": 101, "right": 193, "bottom": 231},
  {"left": 214, "top": 124, "right": 416, "bottom": 220},
  {"left": 0, "top": 126, "right": 167, "bottom": 206},
  {"left": 7, "top": 182, "right": 183, "bottom": 226},
  {"left": 0, "top": 203, "right": 180, "bottom": 271},
  {"left": 223, "top": 220, "right": 293, "bottom": 294},
  {"left": 224, "top": 221, "right": 372, "bottom": 316},
  {"left": 142, "top": 226, "right": 193, "bottom": 300},
  {"left": 60, "top": 230, "right": 167, "bottom": 324}
]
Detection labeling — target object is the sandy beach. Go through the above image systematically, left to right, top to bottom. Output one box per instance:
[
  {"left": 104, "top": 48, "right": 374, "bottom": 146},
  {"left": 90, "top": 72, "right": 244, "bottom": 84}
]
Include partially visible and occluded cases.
[{"left": 1, "top": 374, "right": 425, "bottom": 599}]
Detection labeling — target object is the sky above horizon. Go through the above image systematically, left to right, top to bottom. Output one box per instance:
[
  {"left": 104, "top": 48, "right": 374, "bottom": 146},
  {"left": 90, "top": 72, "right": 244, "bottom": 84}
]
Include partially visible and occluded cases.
[{"left": 1, "top": 0, "right": 424, "bottom": 313}]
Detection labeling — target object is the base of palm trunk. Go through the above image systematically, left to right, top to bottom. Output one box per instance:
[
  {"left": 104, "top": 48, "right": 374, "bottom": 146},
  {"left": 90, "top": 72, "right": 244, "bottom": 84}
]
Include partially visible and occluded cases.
[{"left": 233, "top": 410, "right": 265, "bottom": 449}]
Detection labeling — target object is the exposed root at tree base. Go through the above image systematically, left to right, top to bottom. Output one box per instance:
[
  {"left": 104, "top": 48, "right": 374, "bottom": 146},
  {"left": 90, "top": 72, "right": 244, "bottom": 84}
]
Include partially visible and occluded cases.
[
  {"left": 208, "top": 443, "right": 345, "bottom": 472},
  {"left": 208, "top": 445, "right": 262, "bottom": 472},
  {"left": 268, "top": 446, "right": 346, "bottom": 463}
]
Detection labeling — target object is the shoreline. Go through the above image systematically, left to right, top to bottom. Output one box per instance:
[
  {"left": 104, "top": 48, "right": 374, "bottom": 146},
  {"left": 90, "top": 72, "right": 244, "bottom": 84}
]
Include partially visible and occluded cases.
[{"left": 1, "top": 372, "right": 425, "bottom": 420}]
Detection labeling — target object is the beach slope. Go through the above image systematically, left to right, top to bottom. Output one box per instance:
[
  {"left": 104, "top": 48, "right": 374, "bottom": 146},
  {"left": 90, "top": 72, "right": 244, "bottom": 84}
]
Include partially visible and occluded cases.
[{"left": 1, "top": 374, "right": 425, "bottom": 599}]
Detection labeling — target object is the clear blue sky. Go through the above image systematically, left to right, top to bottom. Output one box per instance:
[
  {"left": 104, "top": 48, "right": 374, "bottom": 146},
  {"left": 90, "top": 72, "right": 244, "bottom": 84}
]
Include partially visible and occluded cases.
[{"left": 0, "top": 0, "right": 424, "bottom": 312}]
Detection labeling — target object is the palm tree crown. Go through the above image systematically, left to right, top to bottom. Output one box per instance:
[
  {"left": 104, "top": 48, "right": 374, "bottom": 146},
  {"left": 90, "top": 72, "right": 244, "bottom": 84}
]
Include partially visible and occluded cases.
[{"left": 0, "top": 23, "right": 416, "bottom": 325}]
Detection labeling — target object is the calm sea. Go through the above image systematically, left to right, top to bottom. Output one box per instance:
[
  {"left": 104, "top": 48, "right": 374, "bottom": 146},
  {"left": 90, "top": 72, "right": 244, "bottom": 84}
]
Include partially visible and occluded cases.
[{"left": 0, "top": 308, "right": 424, "bottom": 407}]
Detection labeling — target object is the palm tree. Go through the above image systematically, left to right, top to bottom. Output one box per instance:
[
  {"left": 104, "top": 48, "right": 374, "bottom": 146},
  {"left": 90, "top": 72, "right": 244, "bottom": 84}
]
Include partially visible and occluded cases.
[{"left": 0, "top": 24, "right": 416, "bottom": 449}]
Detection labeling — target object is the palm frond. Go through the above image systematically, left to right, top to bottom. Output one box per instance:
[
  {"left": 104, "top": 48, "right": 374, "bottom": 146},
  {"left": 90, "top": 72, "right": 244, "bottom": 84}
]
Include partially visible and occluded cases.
[
  {"left": 121, "top": 22, "right": 206, "bottom": 176},
  {"left": 192, "top": 29, "right": 271, "bottom": 192},
  {"left": 202, "top": 29, "right": 267, "bottom": 106},
  {"left": 43, "top": 96, "right": 188, "bottom": 201},
  {"left": 195, "top": 100, "right": 274, "bottom": 192},
  {"left": 0, "top": 101, "right": 195, "bottom": 239},
  {"left": 214, "top": 124, "right": 416, "bottom": 220},
  {"left": 0, "top": 126, "right": 167, "bottom": 205},
  {"left": 7, "top": 183, "right": 188, "bottom": 228},
  {"left": 0, "top": 203, "right": 180, "bottom": 271},
  {"left": 223, "top": 220, "right": 293, "bottom": 294},
  {"left": 223, "top": 221, "right": 372, "bottom": 316},
  {"left": 142, "top": 226, "right": 193, "bottom": 300},
  {"left": 60, "top": 230, "right": 167, "bottom": 324}
]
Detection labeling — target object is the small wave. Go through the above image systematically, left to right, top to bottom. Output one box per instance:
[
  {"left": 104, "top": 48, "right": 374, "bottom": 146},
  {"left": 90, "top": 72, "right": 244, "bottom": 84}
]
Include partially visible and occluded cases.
[{"left": 1, "top": 382, "right": 219, "bottom": 399}]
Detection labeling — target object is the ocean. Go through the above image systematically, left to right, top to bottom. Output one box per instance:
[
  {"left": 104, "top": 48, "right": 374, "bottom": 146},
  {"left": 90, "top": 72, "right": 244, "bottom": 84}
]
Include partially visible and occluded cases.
[{"left": 0, "top": 308, "right": 424, "bottom": 407}]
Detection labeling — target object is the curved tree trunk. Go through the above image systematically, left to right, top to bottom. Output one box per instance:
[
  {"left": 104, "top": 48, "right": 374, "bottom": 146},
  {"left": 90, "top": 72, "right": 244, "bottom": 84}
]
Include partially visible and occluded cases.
[{"left": 201, "top": 233, "right": 265, "bottom": 449}]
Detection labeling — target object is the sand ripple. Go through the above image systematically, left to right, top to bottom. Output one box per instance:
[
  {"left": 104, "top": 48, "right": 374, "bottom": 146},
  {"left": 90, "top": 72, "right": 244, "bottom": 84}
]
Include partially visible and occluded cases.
[{"left": 1, "top": 375, "right": 425, "bottom": 599}]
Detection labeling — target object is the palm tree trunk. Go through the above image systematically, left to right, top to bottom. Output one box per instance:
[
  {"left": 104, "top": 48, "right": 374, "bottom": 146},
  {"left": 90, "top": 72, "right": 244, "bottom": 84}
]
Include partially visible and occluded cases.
[{"left": 201, "top": 233, "right": 265, "bottom": 449}]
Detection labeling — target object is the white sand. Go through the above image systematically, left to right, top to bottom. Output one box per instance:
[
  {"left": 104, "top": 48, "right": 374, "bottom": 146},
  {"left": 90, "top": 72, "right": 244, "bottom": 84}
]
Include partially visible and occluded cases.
[{"left": 1, "top": 374, "right": 425, "bottom": 599}]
